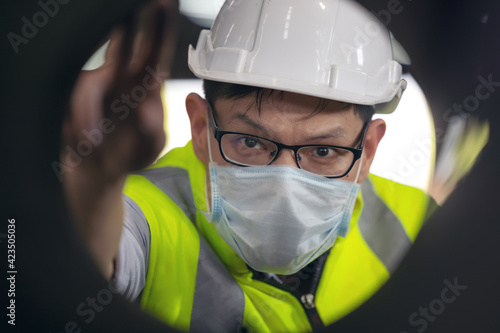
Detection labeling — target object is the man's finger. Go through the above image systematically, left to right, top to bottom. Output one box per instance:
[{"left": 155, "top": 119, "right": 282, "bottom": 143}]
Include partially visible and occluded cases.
[{"left": 133, "top": 0, "right": 178, "bottom": 81}]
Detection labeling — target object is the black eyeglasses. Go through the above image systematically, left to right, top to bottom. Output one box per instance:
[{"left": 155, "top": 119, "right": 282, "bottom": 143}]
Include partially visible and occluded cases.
[{"left": 208, "top": 102, "right": 369, "bottom": 178}]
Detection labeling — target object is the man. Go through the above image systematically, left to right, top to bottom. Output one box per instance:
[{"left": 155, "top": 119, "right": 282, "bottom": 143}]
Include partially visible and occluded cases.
[{"left": 64, "top": 0, "right": 430, "bottom": 332}]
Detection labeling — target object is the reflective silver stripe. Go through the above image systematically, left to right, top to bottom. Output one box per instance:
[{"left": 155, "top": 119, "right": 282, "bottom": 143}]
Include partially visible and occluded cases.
[
  {"left": 137, "top": 166, "right": 245, "bottom": 333},
  {"left": 136, "top": 167, "right": 197, "bottom": 223},
  {"left": 358, "top": 180, "right": 412, "bottom": 274},
  {"left": 191, "top": 235, "right": 245, "bottom": 333}
]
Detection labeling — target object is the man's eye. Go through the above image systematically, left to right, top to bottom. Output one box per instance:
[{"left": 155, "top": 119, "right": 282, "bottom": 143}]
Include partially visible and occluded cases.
[
  {"left": 240, "top": 136, "right": 262, "bottom": 149},
  {"left": 313, "top": 147, "right": 335, "bottom": 158}
]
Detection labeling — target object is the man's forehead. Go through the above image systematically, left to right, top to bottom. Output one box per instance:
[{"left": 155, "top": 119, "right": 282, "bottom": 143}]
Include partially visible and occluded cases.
[{"left": 218, "top": 91, "right": 355, "bottom": 118}]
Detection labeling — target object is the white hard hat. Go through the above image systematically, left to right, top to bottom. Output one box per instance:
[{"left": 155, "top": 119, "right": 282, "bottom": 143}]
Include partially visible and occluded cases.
[{"left": 188, "top": 0, "right": 407, "bottom": 114}]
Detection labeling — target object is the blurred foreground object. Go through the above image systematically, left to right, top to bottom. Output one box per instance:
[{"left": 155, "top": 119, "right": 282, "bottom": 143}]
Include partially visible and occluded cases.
[{"left": 431, "top": 116, "right": 490, "bottom": 204}]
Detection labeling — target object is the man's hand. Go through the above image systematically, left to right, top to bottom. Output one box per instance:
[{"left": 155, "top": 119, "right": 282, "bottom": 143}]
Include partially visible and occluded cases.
[{"left": 61, "top": 0, "right": 178, "bottom": 278}]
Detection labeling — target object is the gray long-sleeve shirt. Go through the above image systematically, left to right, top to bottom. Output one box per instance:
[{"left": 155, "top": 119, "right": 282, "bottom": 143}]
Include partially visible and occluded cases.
[{"left": 113, "top": 195, "right": 150, "bottom": 301}]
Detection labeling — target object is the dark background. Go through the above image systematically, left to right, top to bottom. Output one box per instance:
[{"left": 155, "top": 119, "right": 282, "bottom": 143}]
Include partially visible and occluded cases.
[{"left": 1, "top": 0, "right": 499, "bottom": 332}]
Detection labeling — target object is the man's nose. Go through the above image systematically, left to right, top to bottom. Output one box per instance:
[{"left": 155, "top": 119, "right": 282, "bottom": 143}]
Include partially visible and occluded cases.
[{"left": 271, "top": 148, "right": 299, "bottom": 168}]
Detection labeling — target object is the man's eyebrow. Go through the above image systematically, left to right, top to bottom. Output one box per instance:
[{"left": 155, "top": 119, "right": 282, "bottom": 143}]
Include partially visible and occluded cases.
[
  {"left": 229, "top": 113, "right": 347, "bottom": 142},
  {"left": 231, "top": 113, "right": 271, "bottom": 136},
  {"left": 305, "top": 127, "right": 346, "bottom": 141}
]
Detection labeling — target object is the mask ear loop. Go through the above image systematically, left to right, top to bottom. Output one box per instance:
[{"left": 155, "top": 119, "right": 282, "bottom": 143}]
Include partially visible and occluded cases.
[
  {"left": 204, "top": 105, "right": 215, "bottom": 219},
  {"left": 207, "top": 111, "right": 214, "bottom": 164},
  {"left": 353, "top": 120, "right": 370, "bottom": 184},
  {"left": 343, "top": 129, "right": 365, "bottom": 236},
  {"left": 354, "top": 152, "right": 364, "bottom": 184}
]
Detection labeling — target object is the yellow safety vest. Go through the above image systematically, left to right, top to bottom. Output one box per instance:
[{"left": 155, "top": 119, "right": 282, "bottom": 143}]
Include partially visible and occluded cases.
[{"left": 123, "top": 141, "right": 429, "bottom": 333}]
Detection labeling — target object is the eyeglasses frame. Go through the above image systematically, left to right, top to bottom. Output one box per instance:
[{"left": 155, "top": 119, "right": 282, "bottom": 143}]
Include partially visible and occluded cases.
[{"left": 207, "top": 101, "right": 370, "bottom": 179}]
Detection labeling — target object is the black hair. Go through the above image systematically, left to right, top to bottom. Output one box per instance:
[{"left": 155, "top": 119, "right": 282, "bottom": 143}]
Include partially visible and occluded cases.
[{"left": 202, "top": 80, "right": 375, "bottom": 123}]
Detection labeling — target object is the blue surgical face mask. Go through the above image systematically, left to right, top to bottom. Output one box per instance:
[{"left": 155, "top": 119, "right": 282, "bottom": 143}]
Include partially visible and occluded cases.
[{"left": 203, "top": 117, "right": 363, "bottom": 275}]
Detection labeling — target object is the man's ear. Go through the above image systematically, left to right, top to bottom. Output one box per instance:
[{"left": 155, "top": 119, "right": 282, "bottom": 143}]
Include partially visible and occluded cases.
[
  {"left": 186, "top": 93, "right": 209, "bottom": 163},
  {"left": 358, "top": 118, "right": 386, "bottom": 182}
]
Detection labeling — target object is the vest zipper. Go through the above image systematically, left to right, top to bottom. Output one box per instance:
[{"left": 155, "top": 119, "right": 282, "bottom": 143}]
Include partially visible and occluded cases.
[
  {"left": 249, "top": 250, "right": 330, "bottom": 332},
  {"left": 297, "top": 251, "right": 328, "bottom": 332},
  {"left": 300, "top": 293, "right": 324, "bottom": 330}
]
